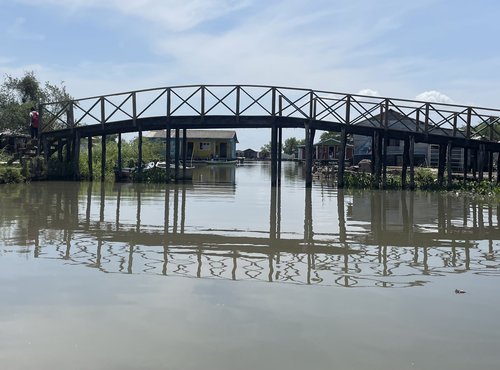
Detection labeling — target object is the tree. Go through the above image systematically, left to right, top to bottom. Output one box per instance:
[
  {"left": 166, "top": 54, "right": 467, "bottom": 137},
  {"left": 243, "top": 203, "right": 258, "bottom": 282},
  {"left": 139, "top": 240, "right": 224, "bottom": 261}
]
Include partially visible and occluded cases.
[
  {"left": 0, "top": 71, "right": 71, "bottom": 133},
  {"left": 319, "top": 131, "right": 340, "bottom": 142},
  {"left": 283, "top": 137, "right": 305, "bottom": 155},
  {"left": 260, "top": 142, "right": 271, "bottom": 158}
]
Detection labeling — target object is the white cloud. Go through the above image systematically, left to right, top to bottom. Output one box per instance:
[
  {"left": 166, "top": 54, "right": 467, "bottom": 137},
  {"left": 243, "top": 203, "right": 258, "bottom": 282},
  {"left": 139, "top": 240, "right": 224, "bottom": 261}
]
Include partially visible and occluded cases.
[
  {"left": 17, "top": 0, "right": 249, "bottom": 31},
  {"left": 357, "top": 89, "right": 379, "bottom": 96},
  {"left": 415, "top": 90, "right": 454, "bottom": 104}
]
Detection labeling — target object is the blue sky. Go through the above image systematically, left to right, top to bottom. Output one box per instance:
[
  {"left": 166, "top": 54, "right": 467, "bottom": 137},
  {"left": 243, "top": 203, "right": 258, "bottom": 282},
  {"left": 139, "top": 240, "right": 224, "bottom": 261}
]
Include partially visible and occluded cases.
[{"left": 2, "top": 0, "right": 500, "bottom": 149}]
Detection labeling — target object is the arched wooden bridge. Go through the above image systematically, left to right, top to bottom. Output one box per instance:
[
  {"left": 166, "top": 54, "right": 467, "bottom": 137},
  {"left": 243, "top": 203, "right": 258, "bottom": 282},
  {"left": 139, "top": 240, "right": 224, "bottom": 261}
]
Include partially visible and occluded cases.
[{"left": 38, "top": 84, "right": 500, "bottom": 187}]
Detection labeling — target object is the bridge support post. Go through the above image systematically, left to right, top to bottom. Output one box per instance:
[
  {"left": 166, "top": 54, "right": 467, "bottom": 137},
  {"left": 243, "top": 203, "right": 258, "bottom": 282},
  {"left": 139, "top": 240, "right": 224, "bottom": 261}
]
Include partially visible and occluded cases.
[
  {"left": 271, "top": 125, "right": 278, "bottom": 187},
  {"left": 304, "top": 125, "right": 315, "bottom": 188},
  {"left": 278, "top": 127, "right": 282, "bottom": 186},
  {"left": 337, "top": 127, "right": 347, "bottom": 188},
  {"left": 138, "top": 128, "right": 143, "bottom": 176},
  {"left": 165, "top": 128, "right": 171, "bottom": 183},
  {"left": 174, "top": 128, "right": 180, "bottom": 182},
  {"left": 182, "top": 129, "right": 187, "bottom": 180},
  {"left": 373, "top": 131, "right": 381, "bottom": 188},
  {"left": 73, "top": 132, "right": 80, "bottom": 180},
  {"left": 117, "top": 133, "right": 122, "bottom": 177},
  {"left": 382, "top": 133, "right": 388, "bottom": 189},
  {"left": 101, "top": 134, "right": 106, "bottom": 182},
  {"left": 371, "top": 135, "right": 376, "bottom": 175},
  {"left": 409, "top": 135, "right": 415, "bottom": 190},
  {"left": 66, "top": 136, "right": 72, "bottom": 164},
  {"left": 88, "top": 136, "right": 93, "bottom": 181},
  {"left": 402, "top": 137, "right": 409, "bottom": 189},
  {"left": 57, "top": 138, "right": 64, "bottom": 178},
  {"left": 57, "top": 139, "right": 63, "bottom": 162},
  {"left": 446, "top": 141, "right": 453, "bottom": 189},
  {"left": 437, "top": 143, "right": 446, "bottom": 187},
  {"left": 478, "top": 144, "right": 485, "bottom": 181},
  {"left": 463, "top": 147, "right": 468, "bottom": 185},
  {"left": 472, "top": 149, "right": 477, "bottom": 180},
  {"left": 488, "top": 150, "right": 493, "bottom": 182},
  {"left": 497, "top": 152, "right": 500, "bottom": 184}
]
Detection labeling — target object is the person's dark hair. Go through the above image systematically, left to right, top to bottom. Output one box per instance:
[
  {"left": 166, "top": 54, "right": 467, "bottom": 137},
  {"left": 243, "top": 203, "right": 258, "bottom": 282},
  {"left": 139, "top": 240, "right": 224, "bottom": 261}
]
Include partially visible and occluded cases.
[{"left": 30, "top": 107, "right": 36, "bottom": 112}]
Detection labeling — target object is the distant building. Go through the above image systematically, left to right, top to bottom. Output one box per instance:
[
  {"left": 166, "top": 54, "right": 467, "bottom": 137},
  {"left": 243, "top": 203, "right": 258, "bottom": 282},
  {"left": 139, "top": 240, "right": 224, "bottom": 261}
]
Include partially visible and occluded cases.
[
  {"left": 353, "top": 109, "right": 468, "bottom": 171},
  {"left": 145, "top": 129, "right": 238, "bottom": 160},
  {"left": 296, "top": 138, "right": 353, "bottom": 162},
  {"left": 242, "top": 148, "right": 258, "bottom": 159}
]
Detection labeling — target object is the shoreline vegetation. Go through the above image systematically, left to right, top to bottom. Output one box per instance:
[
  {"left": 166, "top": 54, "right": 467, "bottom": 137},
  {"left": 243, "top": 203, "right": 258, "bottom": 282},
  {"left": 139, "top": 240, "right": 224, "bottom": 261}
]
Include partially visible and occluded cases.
[{"left": 1, "top": 146, "right": 500, "bottom": 197}]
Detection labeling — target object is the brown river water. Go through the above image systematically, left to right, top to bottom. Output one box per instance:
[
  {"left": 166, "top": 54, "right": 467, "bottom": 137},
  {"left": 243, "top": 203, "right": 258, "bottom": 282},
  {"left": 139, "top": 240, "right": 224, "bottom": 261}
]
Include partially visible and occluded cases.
[{"left": 0, "top": 162, "right": 499, "bottom": 370}]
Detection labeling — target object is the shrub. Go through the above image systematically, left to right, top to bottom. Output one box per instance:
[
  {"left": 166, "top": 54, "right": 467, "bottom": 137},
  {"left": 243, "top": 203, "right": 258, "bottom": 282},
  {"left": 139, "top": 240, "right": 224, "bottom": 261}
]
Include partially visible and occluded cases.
[{"left": 0, "top": 166, "right": 25, "bottom": 184}]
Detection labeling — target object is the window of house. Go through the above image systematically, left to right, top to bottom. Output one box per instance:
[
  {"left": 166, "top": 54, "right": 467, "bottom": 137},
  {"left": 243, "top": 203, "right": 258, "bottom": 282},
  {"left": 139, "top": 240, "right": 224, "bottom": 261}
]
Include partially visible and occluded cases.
[{"left": 199, "top": 142, "right": 210, "bottom": 150}]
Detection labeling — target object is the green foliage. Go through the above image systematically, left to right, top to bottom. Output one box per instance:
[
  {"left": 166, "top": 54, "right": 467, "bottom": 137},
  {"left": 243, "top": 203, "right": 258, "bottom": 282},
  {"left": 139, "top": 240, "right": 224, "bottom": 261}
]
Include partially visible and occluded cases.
[
  {"left": 0, "top": 71, "right": 71, "bottom": 133},
  {"left": 319, "top": 131, "right": 340, "bottom": 142},
  {"left": 283, "top": 137, "right": 303, "bottom": 155},
  {"left": 77, "top": 138, "right": 165, "bottom": 181},
  {"left": 0, "top": 166, "right": 25, "bottom": 184},
  {"left": 133, "top": 167, "right": 169, "bottom": 183},
  {"left": 414, "top": 167, "right": 438, "bottom": 190},
  {"left": 344, "top": 172, "right": 376, "bottom": 189}
]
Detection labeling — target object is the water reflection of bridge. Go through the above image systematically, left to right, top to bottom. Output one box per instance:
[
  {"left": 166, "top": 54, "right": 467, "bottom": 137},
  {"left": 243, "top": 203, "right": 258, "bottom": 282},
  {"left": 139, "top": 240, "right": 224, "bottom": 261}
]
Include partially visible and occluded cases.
[{"left": 2, "top": 182, "right": 499, "bottom": 287}]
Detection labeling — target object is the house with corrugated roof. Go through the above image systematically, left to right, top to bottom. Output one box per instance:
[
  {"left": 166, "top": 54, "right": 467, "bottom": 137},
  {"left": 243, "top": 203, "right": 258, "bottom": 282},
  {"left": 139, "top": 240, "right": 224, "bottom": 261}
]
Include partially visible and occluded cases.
[
  {"left": 353, "top": 110, "right": 467, "bottom": 170},
  {"left": 145, "top": 129, "right": 238, "bottom": 160},
  {"left": 296, "top": 138, "right": 353, "bottom": 162}
]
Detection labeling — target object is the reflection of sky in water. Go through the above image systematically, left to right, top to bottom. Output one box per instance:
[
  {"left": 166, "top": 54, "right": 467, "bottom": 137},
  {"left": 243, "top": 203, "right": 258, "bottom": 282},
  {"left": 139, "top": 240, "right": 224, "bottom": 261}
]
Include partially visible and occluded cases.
[{"left": 0, "top": 162, "right": 499, "bottom": 370}]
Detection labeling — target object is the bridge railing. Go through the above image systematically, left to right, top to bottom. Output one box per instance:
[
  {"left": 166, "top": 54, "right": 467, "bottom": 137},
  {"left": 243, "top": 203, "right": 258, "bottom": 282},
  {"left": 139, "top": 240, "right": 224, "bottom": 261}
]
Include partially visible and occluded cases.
[{"left": 39, "top": 85, "right": 500, "bottom": 141}]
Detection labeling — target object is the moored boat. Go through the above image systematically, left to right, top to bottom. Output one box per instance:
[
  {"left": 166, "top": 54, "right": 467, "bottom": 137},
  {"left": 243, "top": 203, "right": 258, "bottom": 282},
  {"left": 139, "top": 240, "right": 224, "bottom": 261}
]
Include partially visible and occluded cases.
[{"left": 156, "top": 162, "right": 194, "bottom": 180}]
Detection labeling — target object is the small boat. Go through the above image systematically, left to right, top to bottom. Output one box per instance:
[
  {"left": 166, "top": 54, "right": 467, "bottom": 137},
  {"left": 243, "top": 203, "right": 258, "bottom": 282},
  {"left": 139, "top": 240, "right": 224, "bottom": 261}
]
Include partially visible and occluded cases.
[
  {"left": 202, "top": 159, "right": 238, "bottom": 165},
  {"left": 114, "top": 162, "right": 158, "bottom": 182},
  {"left": 156, "top": 162, "right": 194, "bottom": 180},
  {"left": 114, "top": 167, "right": 135, "bottom": 182}
]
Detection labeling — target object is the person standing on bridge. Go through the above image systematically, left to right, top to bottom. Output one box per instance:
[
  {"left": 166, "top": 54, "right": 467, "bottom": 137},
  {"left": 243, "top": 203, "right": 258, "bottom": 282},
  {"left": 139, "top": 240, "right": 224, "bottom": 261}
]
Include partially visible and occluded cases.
[{"left": 29, "top": 107, "right": 39, "bottom": 139}]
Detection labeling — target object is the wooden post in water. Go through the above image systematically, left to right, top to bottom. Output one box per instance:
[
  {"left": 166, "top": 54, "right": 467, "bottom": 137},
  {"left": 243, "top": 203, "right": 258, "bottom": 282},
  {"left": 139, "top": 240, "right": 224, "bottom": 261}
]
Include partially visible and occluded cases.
[
  {"left": 271, "top": 126, "right": 278, "bottom": 187},
  {"left": 304, "top": 126, "right": 315, "bottom": 188},
  {"left": 278, "top": 127, "right": 282, "bottom": 186},
  {"left": 337, "top": 127, "right": 347, "bottom": 188},
  {"left": 138, "top": 128, "right": 143, "bottom": 176},
  {"left": 166, "top": 128, "right": 171, "bottom": 183},
  {"left": 174, "top": 128, "right": 180, "bottom": 182},
  {"left": 182, "top": 128, "right": 187, "bottom": 180},
  {"left": 373, "top": 131, "right": 381, "bottom": 188},
  {"left": 73, "top": 132, "right": 80, "bottom": 180},
  {"left": 117, "top": 133, "right": 122, "bottom": 175},
  {"left": 382, "top": 133, "right": 388, "bottom": 188},
  {"left": 101, "top": 134, "right": 106, "bottom": 182},
  {"left": 371, "top": 135, "right": 376, "bottom": 175},
  {"left": 409, "top": 135, "right": 415, "bottom": 190},
  {"left": 66, "top": 136, "right": 72, "bottom": 163},
  {"left": 88, "top": 136, "right": 93, "bottom": 181},
  {"left": 402, "top": 137, "right": 409, "bottom": 189},
  {"left": 57, "top": 138, "right": 63, "bottom": 162},
  {"left": 446, "top": 141, "right": 453, "bottom": 189},
  {"left": 437, "top": 143, "right": 446, "bottom": 187},
  {"left": 478, "top": 144, "right": 484, "bottom": 181},
  {"left": 463, "top": 147, "right": 468, "bottom": 185},
  {"left": 472, "top": 148, "right": 477, "bottom": 180},
  {"left": 488, "top": 151, "right": 494, "bottom": 181},
  {"left": 497, "top": 152, "right": 500, "bottom": 184}
]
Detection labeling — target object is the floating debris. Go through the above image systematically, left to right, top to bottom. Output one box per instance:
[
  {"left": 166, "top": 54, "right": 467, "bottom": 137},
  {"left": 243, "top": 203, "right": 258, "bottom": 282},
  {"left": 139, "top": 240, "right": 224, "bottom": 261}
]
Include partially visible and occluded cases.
[{"left": 455, "top": 289, "right": 466, "bottom": 294}]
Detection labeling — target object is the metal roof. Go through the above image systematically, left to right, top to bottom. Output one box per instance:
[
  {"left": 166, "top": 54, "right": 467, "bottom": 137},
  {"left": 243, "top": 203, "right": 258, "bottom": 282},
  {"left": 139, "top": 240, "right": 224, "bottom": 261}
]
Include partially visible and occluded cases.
[{"left": 145, "top": 129, "right": 238, "bottom": 142}]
